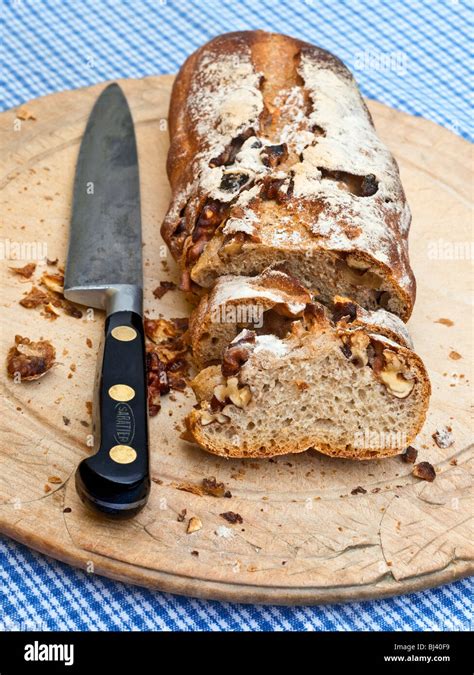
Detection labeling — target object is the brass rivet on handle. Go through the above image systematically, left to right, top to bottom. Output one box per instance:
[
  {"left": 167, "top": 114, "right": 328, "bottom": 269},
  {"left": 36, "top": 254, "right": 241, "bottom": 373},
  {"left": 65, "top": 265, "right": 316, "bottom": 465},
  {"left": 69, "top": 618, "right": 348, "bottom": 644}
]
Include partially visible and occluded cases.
[
  {"left": 111, "top": 325, "right": 137, "bottom": 342},
  {"left": 108, "top": 384, "right": 135, "bottom": 401},
  {"left": 109, "top": 445, "right": 137, "bottom": 464}
]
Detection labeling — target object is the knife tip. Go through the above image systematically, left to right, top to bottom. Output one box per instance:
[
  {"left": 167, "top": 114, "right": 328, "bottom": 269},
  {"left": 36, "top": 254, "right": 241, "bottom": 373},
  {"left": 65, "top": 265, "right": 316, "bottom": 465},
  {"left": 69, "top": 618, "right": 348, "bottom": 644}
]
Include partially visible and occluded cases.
[
  {"left": 98, "top": 81, "right": 130, "bottom": 108},
  {"left": 104, "top": 81, "right": 123, "bottom": 94}
]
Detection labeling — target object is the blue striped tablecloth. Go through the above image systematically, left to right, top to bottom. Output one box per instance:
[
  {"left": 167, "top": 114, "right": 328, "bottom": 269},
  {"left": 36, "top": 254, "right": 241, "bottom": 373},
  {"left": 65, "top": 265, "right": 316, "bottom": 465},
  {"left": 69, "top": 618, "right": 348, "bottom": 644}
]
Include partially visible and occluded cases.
[{"left": 1, "top": 0, "right": 472, "bottom": 631}]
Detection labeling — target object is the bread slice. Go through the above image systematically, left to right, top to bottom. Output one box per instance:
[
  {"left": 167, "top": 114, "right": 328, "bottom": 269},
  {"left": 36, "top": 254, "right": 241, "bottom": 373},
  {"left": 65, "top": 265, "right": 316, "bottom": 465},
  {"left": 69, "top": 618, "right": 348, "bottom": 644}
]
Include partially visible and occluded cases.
[
  {"left": 162, "top": 30, "right": 415, "bottom": 319},
  {"left": 189, "top": 266, "right": 312, "bottom": 366},
  {"left": 190, "top": 267, "right": 414, "bottom": 368},
  {"left": 186, "top": 307, "right": 430, "bottom": 460}
]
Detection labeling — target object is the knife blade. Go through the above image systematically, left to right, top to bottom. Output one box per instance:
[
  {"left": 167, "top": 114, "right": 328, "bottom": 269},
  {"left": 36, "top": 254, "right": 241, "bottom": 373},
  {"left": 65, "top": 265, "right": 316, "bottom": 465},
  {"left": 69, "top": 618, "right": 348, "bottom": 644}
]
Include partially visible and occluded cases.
[{"left": 64, "top": 83, "right": 150, "bottom": 518}]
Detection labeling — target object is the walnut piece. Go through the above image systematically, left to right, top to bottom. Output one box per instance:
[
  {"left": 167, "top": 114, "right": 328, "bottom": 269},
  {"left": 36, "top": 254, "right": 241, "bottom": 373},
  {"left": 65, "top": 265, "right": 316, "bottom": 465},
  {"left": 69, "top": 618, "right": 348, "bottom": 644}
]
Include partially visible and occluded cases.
[
  {"left": 219, "top": 170, "right": 250, "bottom": 193},
  {"left": 187, "top": 199, "right": 228, "bottom": 265},
  {"left": 346, "top": 254, "right": 370, "bottom": 272},
  {"left": 19, "top": 272, "right": 82, "bottom": 319},
  {"left": 152, "top": 281, "right": 176, "bottom": 299},
  {"left": 20, "top": 286, "right": 49, "bottom": 308},
  {"left": 43, "top": 302, "right": 60, "bottom": 320},
  {"left": 145, "top": 317, "right": 190, "bottom": 417},
  {"left": 145, "top": 317, "right": 182, "bottom": 345},
  {"left": 221, "top": 331, "right": 256, "bottom": 376},
  {"left": 347, "top": 331, "right": 369, "bottom": 367},
  {"left": 6, "top": 335, "right": 56, "bottom": 381},
  {"left": 379, "top": 350, "right": 414, "bottom": 399},
  {"left": 199, "top": 374, "right": 252, "bottom": 426},
  {"left": 213, "top": 376, "right": 252, "bottom": 408},
  {"left": 200, "top": 409, "right": 231, "bottom": 425},
  {"left": 401, "top": 446, "right": 418, "bottom": 463},
  {"left": 412, "top": 461, "right": 436, "bottom": 482},
  {"left": 202, "top": 477, "right": 232, "bottom": 498},
  {"left": 219, "top": 511, "right": 243, "bottom": 524}
]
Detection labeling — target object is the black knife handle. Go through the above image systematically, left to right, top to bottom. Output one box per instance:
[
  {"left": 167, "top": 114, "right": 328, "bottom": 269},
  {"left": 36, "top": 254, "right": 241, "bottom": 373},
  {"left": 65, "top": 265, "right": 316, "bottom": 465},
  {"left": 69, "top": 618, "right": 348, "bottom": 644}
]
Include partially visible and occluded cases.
[{"left": 75, "top": 311, "right": 150, "bottom": 518}]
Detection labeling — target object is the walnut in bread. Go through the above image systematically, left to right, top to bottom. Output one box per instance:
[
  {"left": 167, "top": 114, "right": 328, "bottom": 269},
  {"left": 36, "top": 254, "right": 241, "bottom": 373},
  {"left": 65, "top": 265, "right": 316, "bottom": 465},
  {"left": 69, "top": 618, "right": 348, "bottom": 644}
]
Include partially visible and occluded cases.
[
  {"left": 162, "top": 31, "right": 415, "bottom": 319},
  {"left": 6, "top": 335, "right": 56, "bottom": 381}
]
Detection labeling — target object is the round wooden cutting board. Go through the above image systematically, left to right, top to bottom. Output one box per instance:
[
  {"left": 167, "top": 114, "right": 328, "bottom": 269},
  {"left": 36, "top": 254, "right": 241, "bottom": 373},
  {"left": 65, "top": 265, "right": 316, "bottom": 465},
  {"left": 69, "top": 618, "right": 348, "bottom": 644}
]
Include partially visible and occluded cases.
[{"left": 0, "top": 76, "right": 472, "bottom": 605}]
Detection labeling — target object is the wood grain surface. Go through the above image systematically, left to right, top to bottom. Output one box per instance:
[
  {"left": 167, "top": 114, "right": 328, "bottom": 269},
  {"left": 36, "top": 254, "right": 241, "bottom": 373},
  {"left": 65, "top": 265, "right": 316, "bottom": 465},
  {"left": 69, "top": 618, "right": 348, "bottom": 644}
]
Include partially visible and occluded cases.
[{"left": 0, "top": 75, "right": 472, "bottom": 604}]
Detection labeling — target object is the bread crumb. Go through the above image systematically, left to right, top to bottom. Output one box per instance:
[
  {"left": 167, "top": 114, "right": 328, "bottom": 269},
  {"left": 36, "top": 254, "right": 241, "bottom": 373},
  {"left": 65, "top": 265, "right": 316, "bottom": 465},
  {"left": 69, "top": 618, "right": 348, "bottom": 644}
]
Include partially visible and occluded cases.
[
  {"left": 16, "top": 106, "right": 37, "bottom": 121},
  {"left": 9, "top": 263, "right": 36, "bottom": 278},
  {"left": 153, "top": 281, "right": 177, "bottom": 299},
  {"left": 43, "top": 302, "right": 60, "bottom": 320},
  {"left": 432, "top": 427, "right": 454, "bottom": 448},
  {"left": 350, "top": 486, "right": 367, "bottom": 495},
  {"left": 219, "top": 511, "right": 243, "bottom": 524},
  {"left": 187, "top": 516, "right": 202, "bottom": 534},
  {"left": 215, "top": 525, "right": 234, "bottom": 539}
]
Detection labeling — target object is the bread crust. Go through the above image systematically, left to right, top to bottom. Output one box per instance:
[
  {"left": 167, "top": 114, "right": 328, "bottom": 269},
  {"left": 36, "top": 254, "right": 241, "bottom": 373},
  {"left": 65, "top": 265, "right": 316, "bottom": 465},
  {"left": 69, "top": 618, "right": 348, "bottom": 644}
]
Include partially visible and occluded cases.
[{"left": 162, "top": 30, "right": 415, "bottom": 319}]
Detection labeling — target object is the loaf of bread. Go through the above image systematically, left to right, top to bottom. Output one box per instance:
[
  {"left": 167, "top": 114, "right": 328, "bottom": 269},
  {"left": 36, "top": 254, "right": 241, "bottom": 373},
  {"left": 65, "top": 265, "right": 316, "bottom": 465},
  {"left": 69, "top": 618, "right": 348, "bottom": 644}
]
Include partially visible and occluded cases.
[
  {"left": 162, "top": 31, "right": 415, "bottom": 320},
  {"left": 190, "top": 266, "right": 414, "bottom": 368},
  {"left": 185, "top": 305, "right": 430, "bottom": 459}
]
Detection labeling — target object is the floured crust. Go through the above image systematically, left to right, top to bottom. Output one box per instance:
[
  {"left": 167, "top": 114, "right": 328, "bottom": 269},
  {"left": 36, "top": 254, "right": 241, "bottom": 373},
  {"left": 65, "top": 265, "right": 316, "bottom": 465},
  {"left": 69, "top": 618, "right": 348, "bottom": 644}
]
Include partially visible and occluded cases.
[
  {"left": 162, "top": 30, "right": 415, "bottom": 319},
  {"left": 186, "top": 323, "right": 431, "bottom": 460}
]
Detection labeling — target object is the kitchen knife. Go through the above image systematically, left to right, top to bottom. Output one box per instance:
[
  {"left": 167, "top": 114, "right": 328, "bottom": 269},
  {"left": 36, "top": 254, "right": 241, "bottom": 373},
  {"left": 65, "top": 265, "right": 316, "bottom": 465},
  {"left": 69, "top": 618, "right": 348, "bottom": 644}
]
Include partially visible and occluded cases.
[{"left": 64, "top": 83, "right": 150, "bottom": 518}]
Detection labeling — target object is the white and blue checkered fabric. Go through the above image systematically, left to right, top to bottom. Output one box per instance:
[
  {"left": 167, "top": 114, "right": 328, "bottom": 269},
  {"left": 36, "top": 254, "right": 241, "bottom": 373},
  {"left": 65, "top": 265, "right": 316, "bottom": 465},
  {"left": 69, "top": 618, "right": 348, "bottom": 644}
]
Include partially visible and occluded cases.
[{"left": 1, "top": 0, "right": 472, "bottom": 631}]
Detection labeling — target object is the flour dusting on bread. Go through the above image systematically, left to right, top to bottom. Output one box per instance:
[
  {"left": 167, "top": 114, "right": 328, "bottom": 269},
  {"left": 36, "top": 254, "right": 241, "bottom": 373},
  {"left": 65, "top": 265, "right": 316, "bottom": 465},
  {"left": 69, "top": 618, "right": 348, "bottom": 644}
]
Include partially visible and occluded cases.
[{"left": 162, "top": 31, "right": 415, "bottom": 319}]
